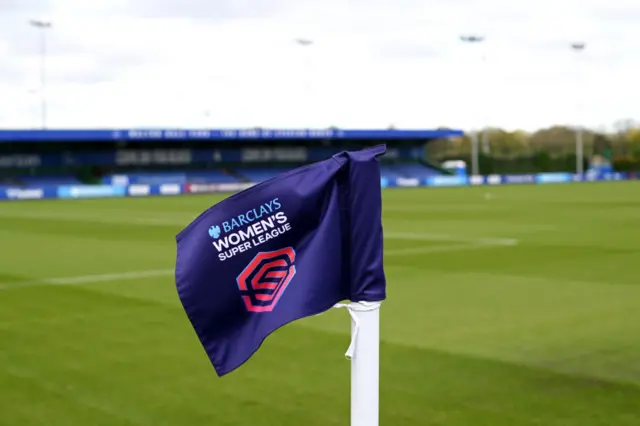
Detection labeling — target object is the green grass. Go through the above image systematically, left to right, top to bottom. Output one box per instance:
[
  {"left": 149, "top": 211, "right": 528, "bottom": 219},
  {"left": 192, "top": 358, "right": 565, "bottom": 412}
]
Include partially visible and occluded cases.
[{"left": 1, "top": 181, "right": 640, "bottom": 425}]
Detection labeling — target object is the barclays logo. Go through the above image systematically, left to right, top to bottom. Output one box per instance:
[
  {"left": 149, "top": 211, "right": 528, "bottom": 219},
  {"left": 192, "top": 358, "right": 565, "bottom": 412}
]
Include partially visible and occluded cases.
[
  {"left": 208, "top": 197, "right": 282, "bottom": 243},
  {"left": 209, "top": 225, "right": 221, "bottom": 239}
]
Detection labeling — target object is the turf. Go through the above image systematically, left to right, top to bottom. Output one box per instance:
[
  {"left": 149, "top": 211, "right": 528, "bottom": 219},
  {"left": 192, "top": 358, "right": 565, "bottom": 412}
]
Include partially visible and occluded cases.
[{"left": 1, "top": 181, "right": 640, "bottom": 425}]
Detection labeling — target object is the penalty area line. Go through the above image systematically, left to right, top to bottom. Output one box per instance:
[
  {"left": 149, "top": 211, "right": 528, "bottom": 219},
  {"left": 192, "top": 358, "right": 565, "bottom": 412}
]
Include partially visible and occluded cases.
[
  {"left": 385, "top": 231, "right": 518, "bottom": 246},
  {"left": 0, "top": 235, "right": 520, "bottom": 290},
  {"left": 385, "top": 240, "right": 517, "bottom": 257},
  {"left": 0, "top": 269, "right": 174, "bottom": 291}
]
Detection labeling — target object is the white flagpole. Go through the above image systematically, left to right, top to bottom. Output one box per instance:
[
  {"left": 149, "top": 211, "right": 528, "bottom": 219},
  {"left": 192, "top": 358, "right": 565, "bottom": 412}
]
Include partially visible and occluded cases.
[{"left": 335, "top": 301, "right": 381, "bottom": 426}]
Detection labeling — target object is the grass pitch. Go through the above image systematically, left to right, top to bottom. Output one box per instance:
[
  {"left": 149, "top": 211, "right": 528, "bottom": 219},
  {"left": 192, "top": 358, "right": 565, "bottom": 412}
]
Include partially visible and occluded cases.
[{"left": 1, "top": 181, "right": 640, "bottom": 426}]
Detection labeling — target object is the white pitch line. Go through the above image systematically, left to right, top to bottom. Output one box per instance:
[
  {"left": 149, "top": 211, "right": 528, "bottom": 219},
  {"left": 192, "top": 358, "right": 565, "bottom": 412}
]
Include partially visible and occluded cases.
[
  {"left": 384, "top": 204, "right": 493, "bottom": 212},
  {"left": 0, "top": 209, "right": 520, "bottom": 246},
  {"left": 0, "top": 210, "right": 191, "bottom": 227},
  {"left": 384, "top": 231, "right": 518, "bottom": 246},
  {"left": 0, "top": 232, "right": 518, "bottom": 291},
  {"left": 384, "top": 240, "right": 517, "bottom": 256},
  {"left": 0, "top": 269, "right": 174, "bottom": 291},
  {"left": 44, "top": 269, "right": 174, "bottom": 284}
]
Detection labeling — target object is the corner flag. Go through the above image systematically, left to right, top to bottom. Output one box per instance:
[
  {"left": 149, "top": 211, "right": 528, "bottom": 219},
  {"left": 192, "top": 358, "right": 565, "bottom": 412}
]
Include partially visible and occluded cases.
[{"left": 175, "top": 145, "right": 386, "bottom": 424}]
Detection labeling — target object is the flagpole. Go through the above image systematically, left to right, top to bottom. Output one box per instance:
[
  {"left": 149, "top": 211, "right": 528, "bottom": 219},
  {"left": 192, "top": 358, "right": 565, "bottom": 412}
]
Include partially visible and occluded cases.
[{"left": 346, "top": 301, "right": 381, "bottom": 426}]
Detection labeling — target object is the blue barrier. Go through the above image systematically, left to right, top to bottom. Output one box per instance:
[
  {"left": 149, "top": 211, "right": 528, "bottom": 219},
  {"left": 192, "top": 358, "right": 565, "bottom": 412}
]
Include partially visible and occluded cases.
[{"left": 0, "top": 172, "right": 636, "bottom": 201}]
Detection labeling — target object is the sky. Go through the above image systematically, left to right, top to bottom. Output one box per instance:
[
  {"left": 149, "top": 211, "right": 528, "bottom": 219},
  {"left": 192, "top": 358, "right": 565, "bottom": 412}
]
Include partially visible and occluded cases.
[{"left": 0, "top": 0, "right": 638, "bottom": 132}]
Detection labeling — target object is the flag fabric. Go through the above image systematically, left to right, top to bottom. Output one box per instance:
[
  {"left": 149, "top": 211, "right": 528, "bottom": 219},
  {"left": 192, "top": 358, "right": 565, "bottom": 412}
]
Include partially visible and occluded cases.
[{"left": 174, "top": 144, "right": 387, "bottom": 376}]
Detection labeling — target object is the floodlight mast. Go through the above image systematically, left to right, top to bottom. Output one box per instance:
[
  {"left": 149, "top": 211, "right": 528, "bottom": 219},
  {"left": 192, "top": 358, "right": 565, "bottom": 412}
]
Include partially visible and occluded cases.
[
  {"left": 29, "top": 19, "right": 52, "bottom": 129},
  {"left": 459, "top": 34, "right": 487, "bottom": 176},
  {"left": 460, "top": 35, "right": 485, "bottom": 43},
  {"left": 294, "top": 38, "right": 314, "bottom": 123},
  {"left": 295, "top": 38, "right": 313, "bottom": 47},
  {"left": 570, "top": 41, "right": 586, "bottom": 175}
]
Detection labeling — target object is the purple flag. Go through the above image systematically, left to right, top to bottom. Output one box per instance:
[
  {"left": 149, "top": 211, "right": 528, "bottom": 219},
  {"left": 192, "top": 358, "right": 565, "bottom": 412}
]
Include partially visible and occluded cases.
[{"left": 175, "top": 145, "right": 387, "bottom": 376}]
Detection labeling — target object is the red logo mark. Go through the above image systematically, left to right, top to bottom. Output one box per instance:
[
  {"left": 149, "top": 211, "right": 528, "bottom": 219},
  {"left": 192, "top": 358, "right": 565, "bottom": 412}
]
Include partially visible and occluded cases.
[{"left": 236, "top": 247, "right": 296, "bottom": 312}]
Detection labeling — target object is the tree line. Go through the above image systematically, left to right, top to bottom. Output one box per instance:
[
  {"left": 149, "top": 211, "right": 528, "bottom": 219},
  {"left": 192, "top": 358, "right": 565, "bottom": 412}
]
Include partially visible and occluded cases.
[{"left": 427, "top": 120, "right": 640, "bottom": 174}]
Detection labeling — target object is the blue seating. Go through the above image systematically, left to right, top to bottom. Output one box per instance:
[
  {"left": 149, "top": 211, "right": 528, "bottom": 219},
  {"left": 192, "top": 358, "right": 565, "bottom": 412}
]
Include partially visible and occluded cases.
[
  {"left": 382, "top": 163, "right": 442, "bottom": 179},
  {"left": 50, "top": 164, "right": 444, "bottom": 188},
  {"left": 235, "top": 164, "right": 441, "bottom": 184},
  {"left": 379, "top": 165, "right": 404, "bottom": 180},
  {"left": 236, "top": 167, "right": 292, "bottom": 182},
  {"left": 101, "top": 170, "right": 240, "bottom": 185},
  {"left": 186, "top": 171, "right": 238, "bottom": 183},
  {"left": 101, "top": 173, "right": 186, "bottom": 185},
  {"left": 18, "top": 175, "right": 81, "bottom": 186}
]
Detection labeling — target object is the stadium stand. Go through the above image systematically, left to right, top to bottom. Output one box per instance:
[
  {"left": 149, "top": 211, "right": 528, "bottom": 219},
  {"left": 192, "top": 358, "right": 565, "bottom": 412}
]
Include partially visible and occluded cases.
[{"left": 0, "top": 129, "right": 465, "bottom": 199}]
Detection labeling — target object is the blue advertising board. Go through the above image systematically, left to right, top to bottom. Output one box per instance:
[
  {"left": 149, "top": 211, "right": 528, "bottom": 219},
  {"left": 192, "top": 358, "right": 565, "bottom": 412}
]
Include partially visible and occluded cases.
[
  {"left": 0, "top": 171, "right": 634, "bottom": 201},
  {"left": 535, "top": 173, "right": 572, "bottom": 184},
  {"left": 503, "top": 174, "right": 536, "bottom": 184},
  {"left": 425, "top": 175, "right": 469, "bottom": 187},
  {"left": 57, "top": 185, "right": 127, "bottom": 199},
  {"left": 0, "top": 187, "right": 57, "bottom": 200}
]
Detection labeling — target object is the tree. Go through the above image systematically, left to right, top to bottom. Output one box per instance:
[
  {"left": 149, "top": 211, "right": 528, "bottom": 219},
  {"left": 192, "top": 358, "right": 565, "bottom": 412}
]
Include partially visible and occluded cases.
[
  {"left": 529, "top": 126, "right": 576, "bottom": 155},
  {"left": 627, "top": 128, "right": 640, "bottom": 158},
  {"left": 485, "top": 129, "right": 528, "bottom": 158},
  {"left": 592, "top": 133, "right": 612, "bottom": 159}
]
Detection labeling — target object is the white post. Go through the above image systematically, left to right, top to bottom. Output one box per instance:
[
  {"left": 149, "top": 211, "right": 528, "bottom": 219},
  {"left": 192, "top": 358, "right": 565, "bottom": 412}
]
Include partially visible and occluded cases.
[
  {"left": 29, "top": 19, "right": 52, "bottom": 129},
  {"left": 460, "top": 34, "right": 487, "bottom": 171},
  {"left": 294, "top": 37, "right": 314, "bottom": 118},
  {"left": 570, "top": 42, "right": 586, "bottom": 175},
  {"left": 470, "top": 131, "right": 480, "bottom": 176},
  {"left": 332, "top": 300, "right": 382, "bottom": 426},
  {"left": 348, "top": 301, "right": 381, "bottom": 426}
]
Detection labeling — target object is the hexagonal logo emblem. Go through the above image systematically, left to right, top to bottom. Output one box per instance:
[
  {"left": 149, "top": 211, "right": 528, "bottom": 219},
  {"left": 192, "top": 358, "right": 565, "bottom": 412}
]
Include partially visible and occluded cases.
[{"left": 236, "top": 247, "right": 296, "bottom": 313}]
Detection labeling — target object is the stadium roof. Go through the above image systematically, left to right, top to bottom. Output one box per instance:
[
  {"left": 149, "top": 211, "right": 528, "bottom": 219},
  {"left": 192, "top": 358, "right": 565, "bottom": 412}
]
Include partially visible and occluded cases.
[{"left": 0, "top": 128, "right": 463, "bottom": 142}]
